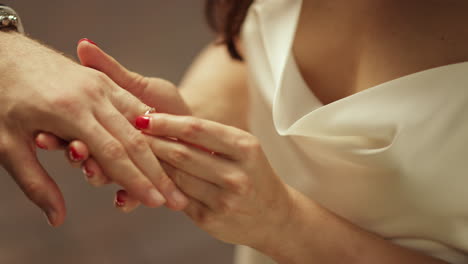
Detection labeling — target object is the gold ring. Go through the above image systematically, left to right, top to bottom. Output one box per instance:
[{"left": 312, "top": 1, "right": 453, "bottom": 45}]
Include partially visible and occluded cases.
[{"left": 144, "top": 107, "right": 157, "bottom": 115}]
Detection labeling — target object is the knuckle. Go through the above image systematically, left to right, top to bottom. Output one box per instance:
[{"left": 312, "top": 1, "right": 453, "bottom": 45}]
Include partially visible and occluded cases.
[
  {"left": 93, "top": 70, "right": 111, "bottom": 86},
  {"left": 52, "top": 71, "right": 108, "bottom": 112},
  {"left": 81, "top": 74, "right": 107, "bottom": 100},
  {"left": 126, "top": 74, "right": 150, "bottom": 98},
  {"left": 153, "top": 78, "right": 177, "bottom": 91},
  {"left": 111, "top": 86, "right": 134, "bottom": 106},
  {"left": 48, "top": 94, "right": 82, "bottom": 117},
  {"left": 180, "top": 118, "right": 203, "bottom": 139},
  {"left": 83, "top": 123, "right": 101, "bottom": 138},
  {"left": 126, "top": 132, "right": 148, "bottom": 153},
  {"left": 233, "top": 135, "right": 262, "bottom": 155},
  {"left": 101, "top": 140, "right": 126, "bottom": 160},
  {"left": 167, "top": 146, "right": 191, "bottom": 165},
  {"left": 170, "top": 169, "right": 187, "bottom": 190},
  {"left": 222, "top": 171, "right": 249, "bottom": 192},
  {"left": 156, "top": 172, "right": 176, "bottom": 190},
  {"left": 22, "top": 181, "right": 46, "bottom": 198},
  {"left": 216, "top": 195, "right": 235, "bottom": 214},
  {"left": 194, "top": 210, "right": 214, "bottom": 226}
]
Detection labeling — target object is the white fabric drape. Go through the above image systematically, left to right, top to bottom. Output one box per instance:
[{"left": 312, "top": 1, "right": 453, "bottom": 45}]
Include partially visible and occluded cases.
[{"left": 235, "top": 0, "right": 468, "bottom": 263}]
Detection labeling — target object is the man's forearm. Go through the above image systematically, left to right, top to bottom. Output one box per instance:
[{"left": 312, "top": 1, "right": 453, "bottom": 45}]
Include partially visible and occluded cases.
[
  {"left": 0, "top": 31, "right": 71, "bottom": 89},
  {"left": 0, "top": 31, "right": 22, "bottom": 62},
  {"left": 179, "top": 43, "right": 249, "bottom": 130}
]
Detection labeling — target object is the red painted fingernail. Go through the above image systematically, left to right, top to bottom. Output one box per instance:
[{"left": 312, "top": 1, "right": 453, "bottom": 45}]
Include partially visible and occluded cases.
[
  {"left": 78, "top": 38, "right": 98, "bottom": 46},
  {"left": 135, "top": 116, "right": 151, "bottom": 130},
  {"left": 35, "top": 140, "right": 48, "bottom": 150},
  {"left": 69, "top": 147, "right": 84, "bottom": 162},
  {"left": 81, "top": 164, "right": 94, "bottom": 178},
  {"left": 115, "top": 190, "right": 127, "bottom": 207}
]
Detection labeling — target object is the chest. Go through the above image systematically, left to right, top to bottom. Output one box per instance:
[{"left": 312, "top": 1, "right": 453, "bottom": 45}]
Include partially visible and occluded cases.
[{"left": 292, "top": 0, "right": 468, "bottom": 105}]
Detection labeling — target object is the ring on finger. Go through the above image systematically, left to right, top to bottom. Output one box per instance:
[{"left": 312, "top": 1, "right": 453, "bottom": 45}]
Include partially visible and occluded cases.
[{"left": 144, "top": 107, "right": 157, "bottom": 115}]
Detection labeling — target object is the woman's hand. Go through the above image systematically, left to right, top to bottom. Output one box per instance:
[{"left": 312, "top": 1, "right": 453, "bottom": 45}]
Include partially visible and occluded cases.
[
  {"left": 38, "top": 113, "right": 295, "bottom": 248},
  {"left": 107, "top": 114, "right": 294, "bottom": 247},
  {"left": 131, "top": 114, "right": 453, "bottom": 264},
  {"left": 137, "top": 114, "right": 295, "bottom": 247},
  {"left": 39, "top": 115, "right": 454, "bottom": 264}
]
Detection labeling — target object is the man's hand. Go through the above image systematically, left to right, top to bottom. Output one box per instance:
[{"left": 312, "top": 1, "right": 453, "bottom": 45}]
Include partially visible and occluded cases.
[
  {"left": 0, "top": 32, "right": 188, "bottom": 226},
  {"left": 36, "top": 39, "right": 194, "bottom": 212}
]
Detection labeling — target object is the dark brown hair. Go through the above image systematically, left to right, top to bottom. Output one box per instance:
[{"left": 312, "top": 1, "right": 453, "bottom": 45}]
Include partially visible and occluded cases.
[{"left": 205, "top": 0, "right": 254, "bottom": 60}]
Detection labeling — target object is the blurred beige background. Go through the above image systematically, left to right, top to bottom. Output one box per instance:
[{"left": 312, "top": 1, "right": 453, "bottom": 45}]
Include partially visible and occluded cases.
[{"left": 0, "top": 1, "right": 234, "bottom": 263}]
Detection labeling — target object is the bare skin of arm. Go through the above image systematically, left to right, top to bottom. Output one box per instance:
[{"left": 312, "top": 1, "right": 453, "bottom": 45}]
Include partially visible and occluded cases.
[{"left": 179, "top": 43, "right": 249, "bottom": 130}]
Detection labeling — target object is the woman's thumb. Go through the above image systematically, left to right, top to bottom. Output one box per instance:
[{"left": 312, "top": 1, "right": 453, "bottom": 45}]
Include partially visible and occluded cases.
[{"left": 77, "top": 38, "right": 142, "bottom": 93}]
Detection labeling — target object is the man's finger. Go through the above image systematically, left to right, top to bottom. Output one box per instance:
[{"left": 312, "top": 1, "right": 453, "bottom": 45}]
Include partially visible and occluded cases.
[
  {"left": 94, "top": 103, "right": 188, "bottom": 210},
  {"left": 3, "top": 139, "right": 66, "bottom": 227}
]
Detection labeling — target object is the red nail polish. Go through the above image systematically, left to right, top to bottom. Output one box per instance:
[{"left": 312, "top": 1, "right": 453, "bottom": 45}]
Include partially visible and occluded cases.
[
  {"left": 78, "top": 38, "right": 98, "bottom": 46},
  {"left": 135, "top": 116, "right": 151, "bottom": 130},
  {"left": 35, "top": 140, "right": 48, "bottom": 150},
  {"left": 69, "top": 147, "right": 84, "bottom": 161},
  {"left": 81, "top": 164, "right": 93, "bottom": 178},
  {"left": 115, "top": 190, "right": 127, "bottom": 207}
]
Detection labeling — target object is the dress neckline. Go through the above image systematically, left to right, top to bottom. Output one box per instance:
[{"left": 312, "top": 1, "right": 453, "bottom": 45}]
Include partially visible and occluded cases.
[{"left": 252, "top": 0, "right": 468, "bottom": 136}]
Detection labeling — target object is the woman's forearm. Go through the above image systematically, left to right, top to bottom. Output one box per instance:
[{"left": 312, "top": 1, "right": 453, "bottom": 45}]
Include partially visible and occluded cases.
[
  {"left": 178, "top": 43, "right": 248, "bottom": 130},
  {"left": 259, "top": 187, "right": 449, "bottom": 264}
]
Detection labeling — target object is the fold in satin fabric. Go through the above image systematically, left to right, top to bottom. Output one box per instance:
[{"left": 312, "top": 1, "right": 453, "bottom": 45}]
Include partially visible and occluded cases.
[{"left": 235, "top": 0, "right": 468, "bottom": 263}]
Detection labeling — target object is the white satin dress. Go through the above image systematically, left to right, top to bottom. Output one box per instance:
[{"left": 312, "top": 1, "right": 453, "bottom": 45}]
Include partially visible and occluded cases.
[{"left": 234, "top": 0, "right": 468, "bottom": 263}]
